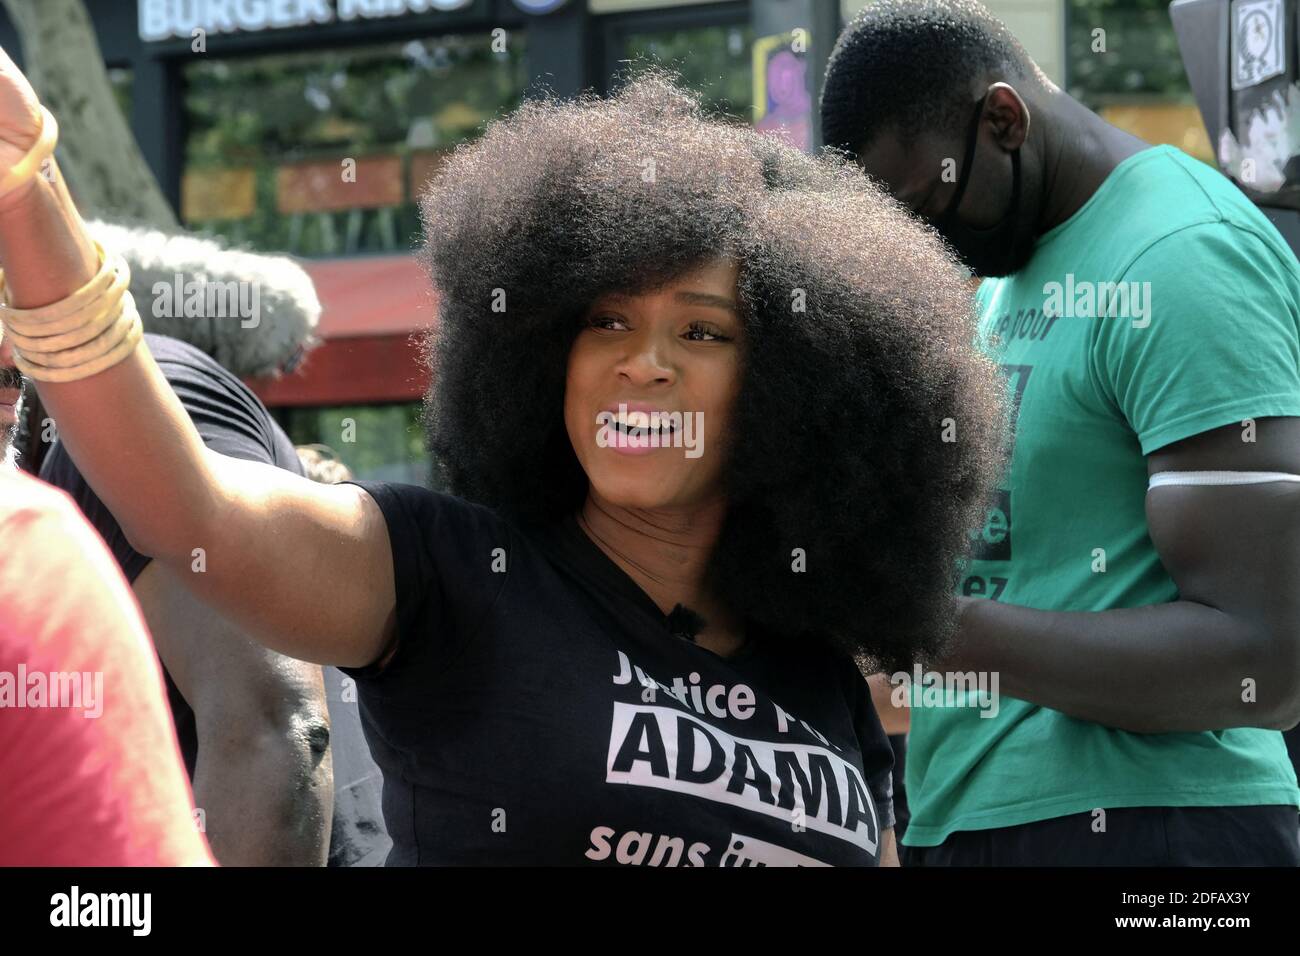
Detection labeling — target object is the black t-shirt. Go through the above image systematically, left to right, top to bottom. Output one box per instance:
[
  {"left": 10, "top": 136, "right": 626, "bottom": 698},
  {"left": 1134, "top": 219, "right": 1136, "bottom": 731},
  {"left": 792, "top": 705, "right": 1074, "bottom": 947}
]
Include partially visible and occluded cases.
[
  {"left": 39, "top": 333, "right": 390, "bottom": 866},
  {"left": 342, "top": 480, "right": 895, "bottom": 867}
]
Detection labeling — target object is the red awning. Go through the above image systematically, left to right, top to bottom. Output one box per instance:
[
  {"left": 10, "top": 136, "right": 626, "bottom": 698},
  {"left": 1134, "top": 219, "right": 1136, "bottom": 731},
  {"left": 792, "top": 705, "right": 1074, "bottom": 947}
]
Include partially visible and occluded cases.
[
  {"left": 245, "top": 254, "right": 436, "bottom": 407},
  {"left": 302, "top": 255, "right": 437, "bottom": 339}
]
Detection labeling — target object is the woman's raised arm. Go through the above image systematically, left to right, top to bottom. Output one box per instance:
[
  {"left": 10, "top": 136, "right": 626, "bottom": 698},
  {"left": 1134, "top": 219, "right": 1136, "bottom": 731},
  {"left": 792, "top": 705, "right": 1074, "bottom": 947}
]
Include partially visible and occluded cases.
[{"left": 0, "top": 49, "right": 395, "bottom": 668}]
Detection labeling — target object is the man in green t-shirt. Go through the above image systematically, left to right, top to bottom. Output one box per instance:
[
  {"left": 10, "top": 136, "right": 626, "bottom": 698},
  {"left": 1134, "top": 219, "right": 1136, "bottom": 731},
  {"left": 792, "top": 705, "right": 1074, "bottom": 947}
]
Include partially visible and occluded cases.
[{"left": 821, "top": 0, "right": 1300, "bottom": 865}]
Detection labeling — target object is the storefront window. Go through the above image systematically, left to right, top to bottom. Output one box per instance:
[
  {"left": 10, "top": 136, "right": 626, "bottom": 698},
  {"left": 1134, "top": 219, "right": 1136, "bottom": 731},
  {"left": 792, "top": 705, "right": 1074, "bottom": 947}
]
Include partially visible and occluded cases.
[
  {"left": 1066, "top": 0, "right": 1211, "bottom": 162},
  {"left": 621, "top": 24, "right": 754, "bottom": 119},
  {"left": 182, "top": 34, "right": 528, "bottom": 256},
  {"left": 278, "top": 402, "right": 430, "bottom": 486}
]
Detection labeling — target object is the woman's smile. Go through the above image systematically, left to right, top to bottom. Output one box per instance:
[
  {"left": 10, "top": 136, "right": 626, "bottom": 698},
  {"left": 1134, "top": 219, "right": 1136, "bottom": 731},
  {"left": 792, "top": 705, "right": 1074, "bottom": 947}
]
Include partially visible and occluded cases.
[{"left": 599, "top": 402, "right": 688, "bottom": 455}]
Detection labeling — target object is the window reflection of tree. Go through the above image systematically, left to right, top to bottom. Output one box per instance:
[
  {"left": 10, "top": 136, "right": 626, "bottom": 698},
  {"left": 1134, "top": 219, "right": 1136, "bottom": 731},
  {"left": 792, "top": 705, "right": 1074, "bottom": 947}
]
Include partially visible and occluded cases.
[
  {"left": 1066, "top": 0, "right": 1211, "bottom": 163},
  {"left": 622, "top": 26, "right": 754, "bottom": 121},
  {"left": 183, "top": 36, "right": 528, "bottom": 256}
]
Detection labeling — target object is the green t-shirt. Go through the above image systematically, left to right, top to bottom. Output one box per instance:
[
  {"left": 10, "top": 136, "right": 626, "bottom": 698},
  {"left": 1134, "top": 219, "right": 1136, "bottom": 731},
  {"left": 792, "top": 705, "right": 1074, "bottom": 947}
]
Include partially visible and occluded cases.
[{"left": 902, "top": 145, "right": 1300, "bottom": 848}]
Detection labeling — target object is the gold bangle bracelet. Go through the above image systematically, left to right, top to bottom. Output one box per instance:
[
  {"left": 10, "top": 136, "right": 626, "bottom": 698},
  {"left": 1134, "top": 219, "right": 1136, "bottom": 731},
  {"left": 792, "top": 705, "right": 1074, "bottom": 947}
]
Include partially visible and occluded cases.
[
  {"left": 0, "top": 105, "right": 59, "bottom": 200},
  {"left": 0, "top": 240, "right": 121, "bottom": 328},
  {"left": 1, "top": 267, "right": 127, "bottom": 339},
  {"left": 2, "top": 287, "right": 127, "bottom": 354},
  {"left": 15, "top": 292, "right": 136, "bottom": 368},
  {"left": 12, "top": 296, "right": 143, "bottom": 383},
  {"left": 13, "top": 317, "right": 143, "bottom": 383}
]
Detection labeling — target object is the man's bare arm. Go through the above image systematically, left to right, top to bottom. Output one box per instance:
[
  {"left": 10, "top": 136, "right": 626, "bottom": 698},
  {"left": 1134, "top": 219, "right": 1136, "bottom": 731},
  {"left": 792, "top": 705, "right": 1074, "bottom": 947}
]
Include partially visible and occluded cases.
[
  {"left": 941, "top": 418, "right": 1300, "bottom": 734},
  {"left": 135, "top": 563, "right": 333, "bottom": 866},
  {"left": 868, "top": 672, "right": 910, "bottom": 737},
  {"left": 880, "top": 828, "right": 899, "bottom": 867}
]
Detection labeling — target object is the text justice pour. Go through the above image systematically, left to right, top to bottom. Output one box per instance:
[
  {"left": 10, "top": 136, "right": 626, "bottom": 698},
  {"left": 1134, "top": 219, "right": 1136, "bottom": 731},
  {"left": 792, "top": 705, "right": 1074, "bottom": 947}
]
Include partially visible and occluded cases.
[{"left": 612, "top": 649, "right": 837, "bottom": 746}]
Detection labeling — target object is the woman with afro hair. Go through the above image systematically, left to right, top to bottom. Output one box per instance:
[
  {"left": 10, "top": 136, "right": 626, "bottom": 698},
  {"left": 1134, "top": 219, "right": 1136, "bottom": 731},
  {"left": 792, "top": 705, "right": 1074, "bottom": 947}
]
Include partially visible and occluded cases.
[{"left": 2, "top": 62, "right": 1004, "bottom": 866}]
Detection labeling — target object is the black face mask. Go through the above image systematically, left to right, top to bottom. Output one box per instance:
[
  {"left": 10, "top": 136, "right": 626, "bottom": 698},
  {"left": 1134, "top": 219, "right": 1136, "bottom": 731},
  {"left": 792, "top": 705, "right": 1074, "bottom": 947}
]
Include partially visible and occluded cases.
[{"left": 931, "top": 95, "right": 1024, "bottom": 278}]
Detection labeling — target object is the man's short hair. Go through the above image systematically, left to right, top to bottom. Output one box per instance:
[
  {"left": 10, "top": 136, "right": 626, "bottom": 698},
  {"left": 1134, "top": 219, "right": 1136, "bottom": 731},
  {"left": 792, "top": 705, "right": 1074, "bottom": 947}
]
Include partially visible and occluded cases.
[{"left": 821, "top": 0, "right": 1037, "bottom": 157}]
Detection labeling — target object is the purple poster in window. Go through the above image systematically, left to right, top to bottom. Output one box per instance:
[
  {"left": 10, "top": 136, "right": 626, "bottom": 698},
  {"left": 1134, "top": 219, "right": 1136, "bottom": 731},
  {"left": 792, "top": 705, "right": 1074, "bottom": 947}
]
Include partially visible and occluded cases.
[{"left": 753, "top": 35, "right": 811, "bottom": 153}]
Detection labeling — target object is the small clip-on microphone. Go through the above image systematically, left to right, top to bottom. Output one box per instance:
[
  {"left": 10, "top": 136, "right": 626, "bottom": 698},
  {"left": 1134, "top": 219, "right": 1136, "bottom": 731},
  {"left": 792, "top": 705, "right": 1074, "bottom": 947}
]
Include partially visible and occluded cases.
[{"left": 666, "top": 603, "right": 707, "bottom": 643}]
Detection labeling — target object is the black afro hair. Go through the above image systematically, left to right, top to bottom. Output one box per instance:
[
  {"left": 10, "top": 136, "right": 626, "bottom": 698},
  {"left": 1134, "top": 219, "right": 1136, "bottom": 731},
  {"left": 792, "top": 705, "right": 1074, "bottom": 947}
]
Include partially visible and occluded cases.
[
  {"left": 821, "top": 0, "right": 1039, "bottom": 157},
  {"left": 418, "top": 70, "right": 1006, "bottom": 672}
]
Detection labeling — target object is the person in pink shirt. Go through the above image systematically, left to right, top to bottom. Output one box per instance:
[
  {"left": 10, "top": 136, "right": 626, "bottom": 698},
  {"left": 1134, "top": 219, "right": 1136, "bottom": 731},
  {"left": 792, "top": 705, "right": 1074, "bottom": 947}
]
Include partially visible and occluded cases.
[{"left": 0, "top": 332, "right": 213, "bottom": 867}]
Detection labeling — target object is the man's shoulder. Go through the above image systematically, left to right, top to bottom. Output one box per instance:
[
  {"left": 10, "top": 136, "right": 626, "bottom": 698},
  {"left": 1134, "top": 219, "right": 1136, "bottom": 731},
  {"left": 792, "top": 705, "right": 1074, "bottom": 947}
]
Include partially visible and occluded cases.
[
  {"left": 1113, "top": 147, "right": 1294, "bottom": 268},
  {"left": 143, "top": 331, "right": 207, "bottom": 361},
  {"left": 140, "top": 332, "right": 301, "bottom": 475},
  {"left": 142, "top": 332, "right": 269, "bottom": 407},
  {"left": 143, "top": 332, "right": 239, "bottom": 385}
]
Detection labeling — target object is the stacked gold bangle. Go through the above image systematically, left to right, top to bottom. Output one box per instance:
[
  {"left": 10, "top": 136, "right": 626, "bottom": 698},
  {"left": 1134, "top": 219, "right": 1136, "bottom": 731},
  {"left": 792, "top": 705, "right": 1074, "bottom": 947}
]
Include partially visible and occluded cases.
[
  {"left": 0, "top": 105, "right": 144, "bottom": 382},
  {"left": 1, "top": 242, "right": 144, "bottom": 382}
]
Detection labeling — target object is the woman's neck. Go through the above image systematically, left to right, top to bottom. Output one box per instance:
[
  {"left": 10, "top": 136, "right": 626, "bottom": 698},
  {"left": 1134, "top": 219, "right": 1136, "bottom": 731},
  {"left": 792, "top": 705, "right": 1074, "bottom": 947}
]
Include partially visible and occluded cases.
[{"left": 576, "top": 491, "right": 744, "bottom": 653}]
